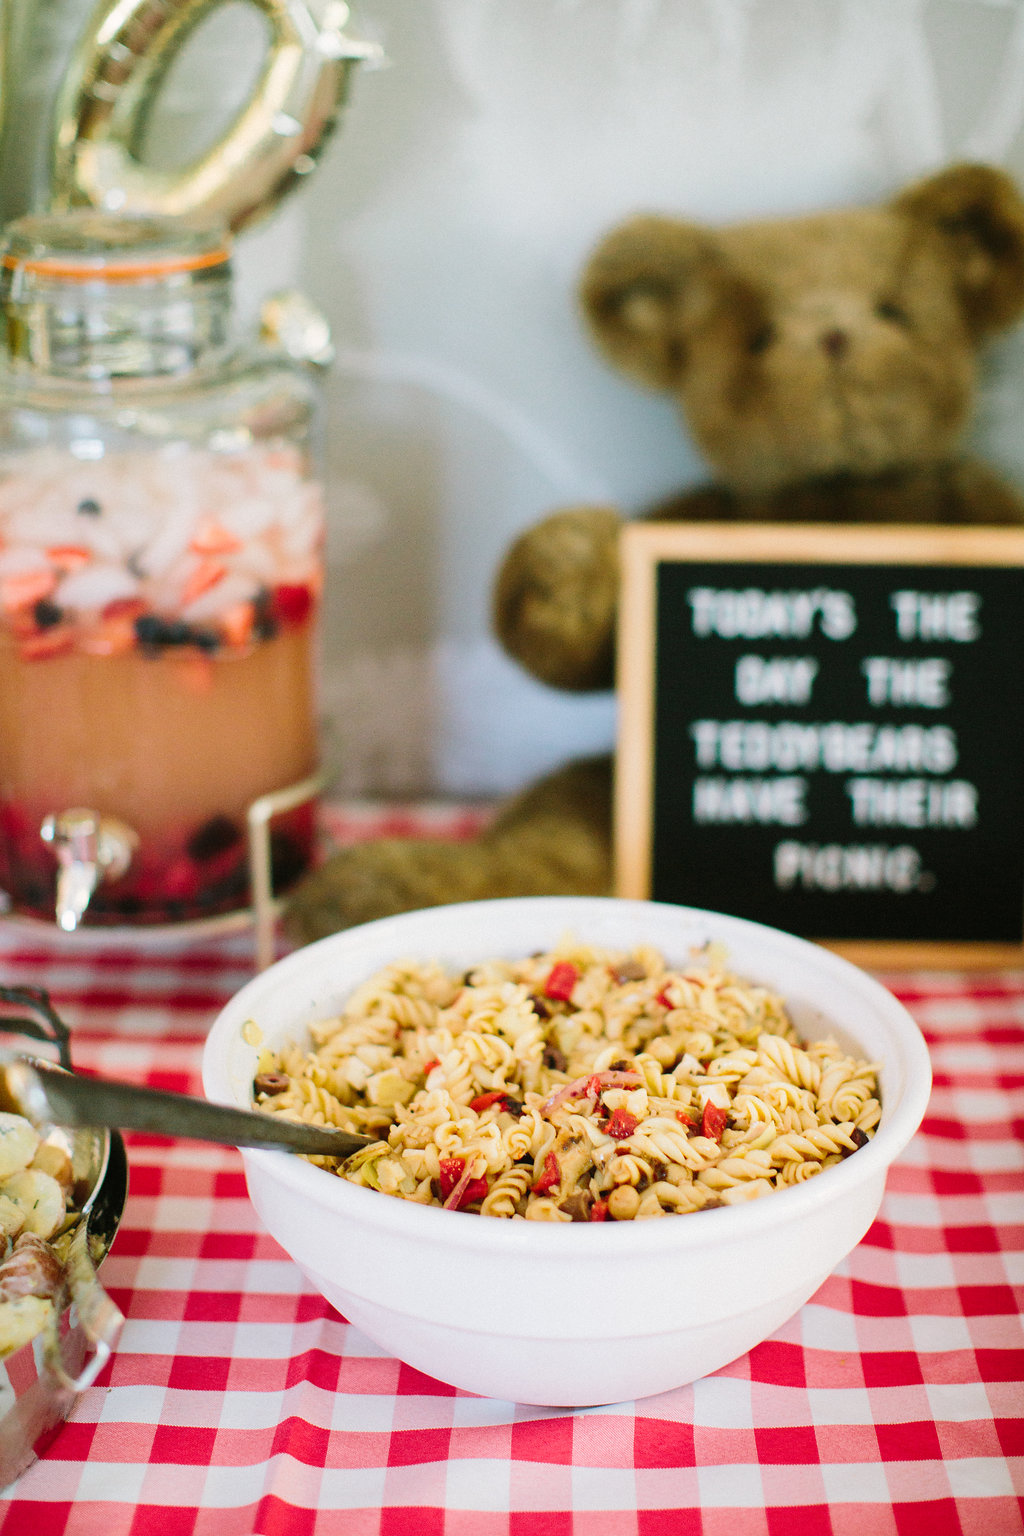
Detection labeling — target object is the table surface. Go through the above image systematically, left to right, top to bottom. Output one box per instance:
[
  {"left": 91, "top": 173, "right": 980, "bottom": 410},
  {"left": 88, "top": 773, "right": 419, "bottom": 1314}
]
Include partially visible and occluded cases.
[{"left": 0, "top": 804, "right": 1021, "bottom": 1536}]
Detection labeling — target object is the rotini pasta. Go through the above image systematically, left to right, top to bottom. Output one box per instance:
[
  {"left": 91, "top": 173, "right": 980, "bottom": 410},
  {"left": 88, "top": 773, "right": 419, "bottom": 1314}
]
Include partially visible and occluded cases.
[{"left": 251, "top": 941, "right": 881, "bottom": 1221}]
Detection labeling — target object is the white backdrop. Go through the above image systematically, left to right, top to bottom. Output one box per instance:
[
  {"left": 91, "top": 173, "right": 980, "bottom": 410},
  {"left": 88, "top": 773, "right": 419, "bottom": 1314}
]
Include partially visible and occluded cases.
[{"left": 7, "top": 0, "right": 1024, "bottom": 796}]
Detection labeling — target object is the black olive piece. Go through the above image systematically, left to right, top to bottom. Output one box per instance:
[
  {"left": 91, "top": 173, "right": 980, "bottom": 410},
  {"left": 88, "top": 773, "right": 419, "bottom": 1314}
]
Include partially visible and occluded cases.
[
  {"left": 250, "top": 587, "right": 278, "bottom": 640},
  {"left": 33, "top": 599, "right": 64, "bottom": 629},
  {"left": 133, "top": 615, "right": 165, "bottom": 647},
  {"left": 134, "top": 615, "right": 192, "bottom": 648},
  {"left": 187, "top": 815, "right": 242, "bottom": 862},
  {"left": 270, "top": 830, "right": 308, "bottom": 892},
  {"left": 195, "top": 866, "right": 248, "bottom": 909},
  {"left": 542, "top": 1043, "right": 567, "bottom": 1072},
  {"left": 254, "top": 1072, "right": 291, "bottom": 1097}
]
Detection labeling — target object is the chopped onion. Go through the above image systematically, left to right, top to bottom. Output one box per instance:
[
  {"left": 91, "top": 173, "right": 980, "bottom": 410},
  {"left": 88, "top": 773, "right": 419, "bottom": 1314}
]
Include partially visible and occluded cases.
[{"left": 540, "top": 1070, "right": 642, "bottom": 1116}]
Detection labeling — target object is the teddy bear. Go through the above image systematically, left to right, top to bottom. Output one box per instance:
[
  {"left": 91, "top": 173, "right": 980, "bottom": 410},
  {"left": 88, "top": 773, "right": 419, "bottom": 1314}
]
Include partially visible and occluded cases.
[{"left": 285, "top": 161, "right": 1024, "bottom": 943}]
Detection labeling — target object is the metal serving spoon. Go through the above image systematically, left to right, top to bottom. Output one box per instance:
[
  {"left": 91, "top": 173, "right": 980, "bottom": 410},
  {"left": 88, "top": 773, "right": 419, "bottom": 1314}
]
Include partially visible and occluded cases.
[{"left": 1, "top": 1057, "right": 372, "bottom": 1160}]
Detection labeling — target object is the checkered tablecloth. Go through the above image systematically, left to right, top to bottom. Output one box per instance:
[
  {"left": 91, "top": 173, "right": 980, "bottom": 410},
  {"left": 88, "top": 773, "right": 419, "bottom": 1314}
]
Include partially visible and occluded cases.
[{"left": 0, "top": 805, "right": 1021, "bottom": 1536}]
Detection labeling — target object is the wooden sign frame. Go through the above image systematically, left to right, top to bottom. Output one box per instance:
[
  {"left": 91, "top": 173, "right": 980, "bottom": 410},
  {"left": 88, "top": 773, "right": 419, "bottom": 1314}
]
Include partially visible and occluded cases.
[{"left": 615, "top": 522, "right": 1024, "bottom": 968}]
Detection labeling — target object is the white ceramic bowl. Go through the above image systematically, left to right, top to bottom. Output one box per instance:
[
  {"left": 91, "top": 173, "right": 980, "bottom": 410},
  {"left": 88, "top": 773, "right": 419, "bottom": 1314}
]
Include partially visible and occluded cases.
[{"left": 202, "top": 897, "right": 932, "bottom": 1406}]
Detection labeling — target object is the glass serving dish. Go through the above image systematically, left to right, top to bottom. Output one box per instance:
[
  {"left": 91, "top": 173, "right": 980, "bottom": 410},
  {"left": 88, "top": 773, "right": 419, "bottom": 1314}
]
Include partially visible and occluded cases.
[{"left": 0, "top": 987, "right": 127, "bottom": 1491}]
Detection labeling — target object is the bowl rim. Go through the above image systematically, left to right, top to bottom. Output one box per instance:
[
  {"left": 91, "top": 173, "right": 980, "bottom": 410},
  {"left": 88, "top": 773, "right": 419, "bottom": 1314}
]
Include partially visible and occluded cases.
[{"left": 203, "top": 896, "right": 933, "bottom": 1253}]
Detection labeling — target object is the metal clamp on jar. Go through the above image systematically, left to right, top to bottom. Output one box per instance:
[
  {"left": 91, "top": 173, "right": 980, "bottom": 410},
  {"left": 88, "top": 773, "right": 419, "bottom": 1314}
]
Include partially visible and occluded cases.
[{"left": 0, "top": 212, "right": 327, "bottom": 938}]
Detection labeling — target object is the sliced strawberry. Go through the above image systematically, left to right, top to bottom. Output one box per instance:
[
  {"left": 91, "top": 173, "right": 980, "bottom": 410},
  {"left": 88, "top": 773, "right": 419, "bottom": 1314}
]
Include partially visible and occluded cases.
[
  {"left": 189, "top": 518, "right": 242, "bottom": 556},
  {"left": 45, "top": 544, "right": 92, "bottom": 571},
  {"left": 180, "top": 559, "right": 227, "bottom": 607},
  {"left": 1, "top": 569, "right": 57, "bottom": 612},
  {"left": 101, "top": 596, "right": 148, "bottom": 622},
  {"left": 220, "top": 600, "right": 255, "bottom": 649},
  {"left": 17, "top": 626, "right": 75, "bottom": 660}
]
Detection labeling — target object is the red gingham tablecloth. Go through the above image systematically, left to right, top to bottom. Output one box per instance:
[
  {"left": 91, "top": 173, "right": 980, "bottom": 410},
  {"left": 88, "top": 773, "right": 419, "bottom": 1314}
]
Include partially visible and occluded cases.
[{"left": 0, "top": 804, "right": 1021, "bottom": 1536}]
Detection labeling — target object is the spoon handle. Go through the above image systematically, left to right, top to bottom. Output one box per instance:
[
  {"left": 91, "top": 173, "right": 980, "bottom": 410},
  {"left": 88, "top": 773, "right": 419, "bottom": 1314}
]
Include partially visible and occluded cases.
[{"left": 4, "top": 1058, "right": 371, "bottom": 1160}]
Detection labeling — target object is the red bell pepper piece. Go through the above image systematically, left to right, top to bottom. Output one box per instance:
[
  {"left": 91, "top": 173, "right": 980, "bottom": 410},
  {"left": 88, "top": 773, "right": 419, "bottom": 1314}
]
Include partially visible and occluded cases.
[
  {"left": 543, "top": 962, "right": 578, "bottom": 1002},
  {"left": 423, "top": 1058, "right": 440, "bottom": 1075},
  {"left": 469, "top": 1090, "right": 512, "bottom": 1113},
  {"left": 701, "top": 1102, "right": 728, "bottom": 1141},
  {"left": 606, "top": 1108, "right": 639, "bottom": 1141},
  {"left": 532, "top": 1151, "right": 560, "bottom": 1194},
  {"left": 438, "top": 1157, "right": 488, "bottom": 1209},
  {"left": 438, "top": 1159, "right": 461, "bottom": 1196},
  {"left": 590, "top": 1199, "right": 609, "bottom": 1222}
]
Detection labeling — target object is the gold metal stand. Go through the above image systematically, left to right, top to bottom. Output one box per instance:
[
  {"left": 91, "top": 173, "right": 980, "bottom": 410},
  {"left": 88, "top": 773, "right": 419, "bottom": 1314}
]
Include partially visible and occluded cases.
[{"left": 247, "top": 768, "right": 326, "bottom": 971}]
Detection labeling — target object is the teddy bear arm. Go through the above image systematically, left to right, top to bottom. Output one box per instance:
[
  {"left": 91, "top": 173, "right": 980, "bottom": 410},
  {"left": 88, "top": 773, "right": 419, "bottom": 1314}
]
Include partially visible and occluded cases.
[
  {"left": 492, "top": 505, "right": 623, "bottom": 691},
  {"left": 283, "top": 757, "right": 614, "bottom": 941}
]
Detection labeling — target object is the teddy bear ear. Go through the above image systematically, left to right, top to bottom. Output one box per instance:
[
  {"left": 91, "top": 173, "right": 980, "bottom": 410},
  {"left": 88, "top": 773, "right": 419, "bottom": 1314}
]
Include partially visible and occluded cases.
[
  {"left": 892, "top": 162, "right": 1024, "bottom": 338},
  {"left": 580, "top": 216, "right": 721, "bottom": 389}
]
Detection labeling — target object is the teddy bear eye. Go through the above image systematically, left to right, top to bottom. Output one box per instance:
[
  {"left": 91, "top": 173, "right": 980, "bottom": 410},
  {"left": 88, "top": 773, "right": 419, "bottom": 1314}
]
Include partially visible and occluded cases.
[
  {"left": 875, "top": 299, "right": 910, "bottom": 327},
  {"left": 748, "top": 323, "right": 776, "bottom": 355}
]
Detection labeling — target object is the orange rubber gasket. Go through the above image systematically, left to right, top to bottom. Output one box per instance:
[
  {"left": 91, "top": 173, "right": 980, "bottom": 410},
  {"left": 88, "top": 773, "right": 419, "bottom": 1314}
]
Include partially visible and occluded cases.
[{"left": 2, "top": 247, "right": 231, "bottom": 283}]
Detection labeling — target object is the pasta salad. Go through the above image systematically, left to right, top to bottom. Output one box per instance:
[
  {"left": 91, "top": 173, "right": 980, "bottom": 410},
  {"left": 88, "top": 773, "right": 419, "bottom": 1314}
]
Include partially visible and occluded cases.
[{"left": 251, "top": 941, "right": 882, "bottom": 1221}]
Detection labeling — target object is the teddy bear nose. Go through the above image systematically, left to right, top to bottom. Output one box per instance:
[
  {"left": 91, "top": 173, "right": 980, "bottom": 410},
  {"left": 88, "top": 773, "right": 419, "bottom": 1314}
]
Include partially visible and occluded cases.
[{"left": 821, "top": 328, "right": 850, "bottom": 359}]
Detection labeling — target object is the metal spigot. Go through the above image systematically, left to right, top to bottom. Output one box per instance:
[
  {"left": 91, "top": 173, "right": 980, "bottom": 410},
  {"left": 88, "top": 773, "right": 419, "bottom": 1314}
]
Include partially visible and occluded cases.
[{"left": 39, "top": 810, "right": 139, "bottom": 932}]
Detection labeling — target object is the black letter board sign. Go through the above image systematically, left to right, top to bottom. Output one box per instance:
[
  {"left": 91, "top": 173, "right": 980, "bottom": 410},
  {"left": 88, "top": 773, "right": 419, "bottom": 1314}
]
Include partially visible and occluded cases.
[{"left": 615, "top": 523, "right": 1024, "bottom": 966}]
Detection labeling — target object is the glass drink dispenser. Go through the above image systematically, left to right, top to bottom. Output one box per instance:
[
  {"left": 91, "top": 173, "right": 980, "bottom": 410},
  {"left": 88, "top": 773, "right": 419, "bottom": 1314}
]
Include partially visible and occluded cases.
[{"left": 0, "top": 211, "right": 324, "bottom": 930}]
